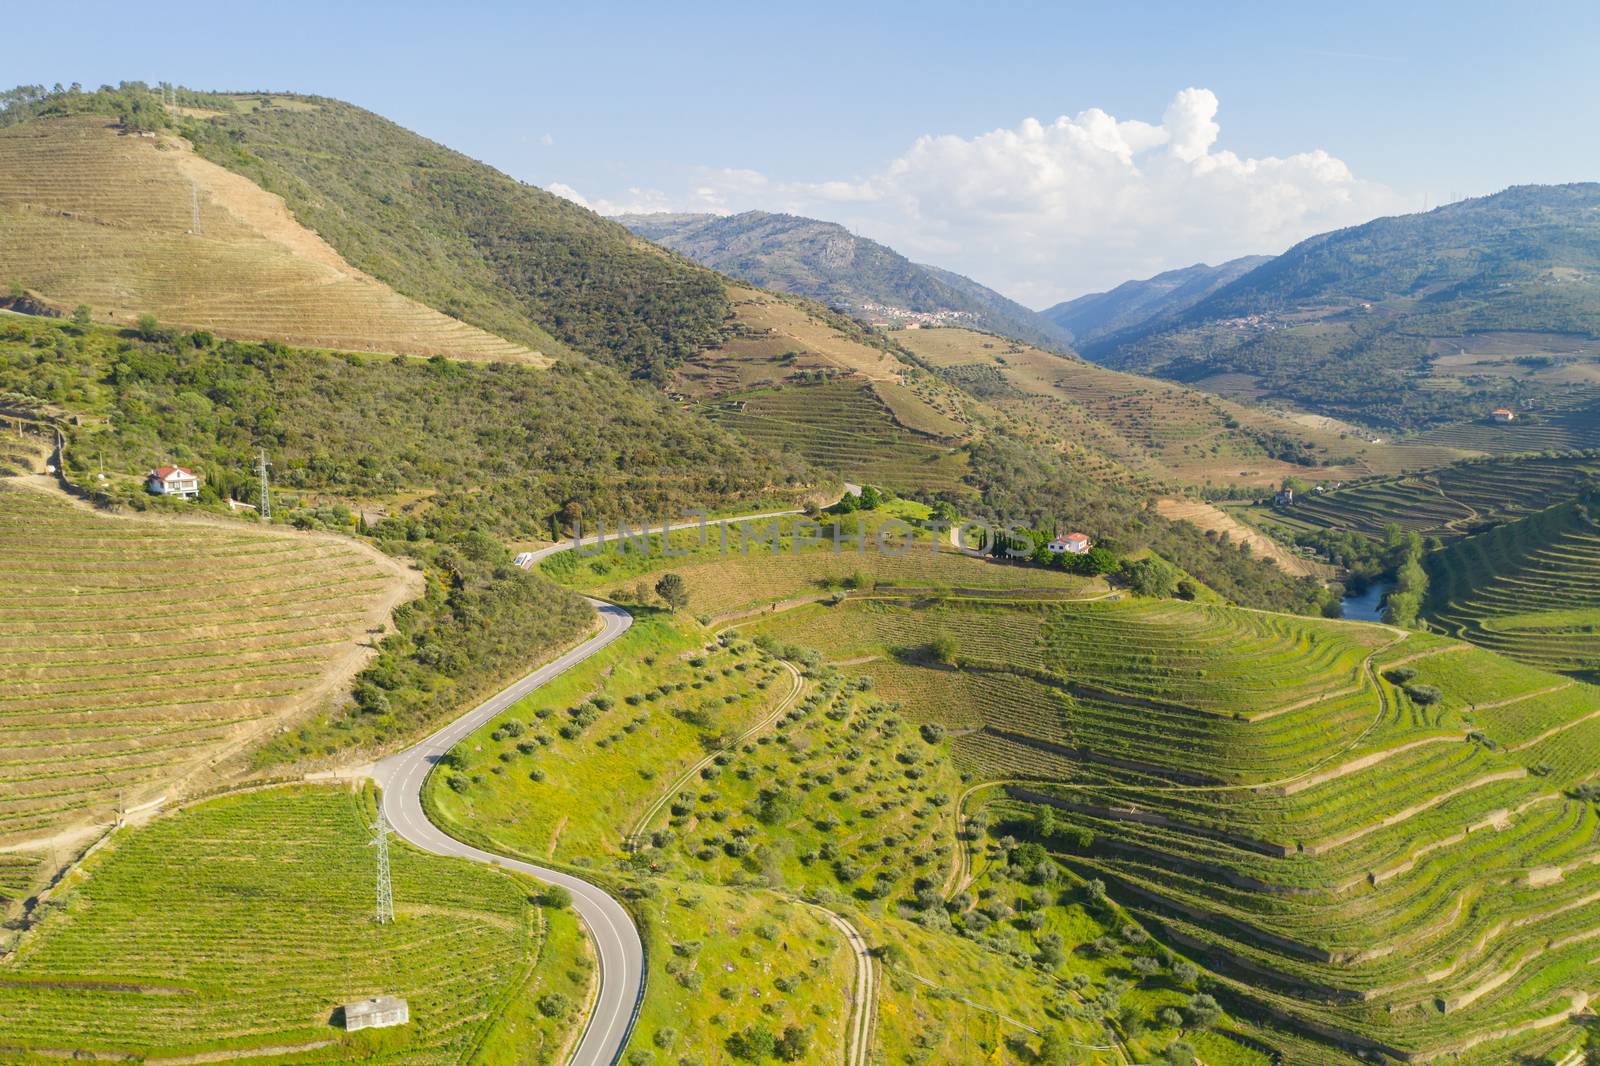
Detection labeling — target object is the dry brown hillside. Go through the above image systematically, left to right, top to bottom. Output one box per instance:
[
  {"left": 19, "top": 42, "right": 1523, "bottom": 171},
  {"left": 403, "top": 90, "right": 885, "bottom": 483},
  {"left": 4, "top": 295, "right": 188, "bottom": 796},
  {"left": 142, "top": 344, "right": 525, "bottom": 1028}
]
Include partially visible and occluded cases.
[{"left": 0, "top": 115, "right": 544, "bottom": 362}]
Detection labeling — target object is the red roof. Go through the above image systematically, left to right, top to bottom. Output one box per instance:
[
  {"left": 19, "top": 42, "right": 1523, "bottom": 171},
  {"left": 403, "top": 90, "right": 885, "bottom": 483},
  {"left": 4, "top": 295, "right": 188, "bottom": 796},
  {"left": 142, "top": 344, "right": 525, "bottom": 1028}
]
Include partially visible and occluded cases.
[
  {"left": 150, "top": 465, "right": 194, "bottom": 480},
  {"left": 1064, "top": 532, "right": 1091, "bottom": 544}
]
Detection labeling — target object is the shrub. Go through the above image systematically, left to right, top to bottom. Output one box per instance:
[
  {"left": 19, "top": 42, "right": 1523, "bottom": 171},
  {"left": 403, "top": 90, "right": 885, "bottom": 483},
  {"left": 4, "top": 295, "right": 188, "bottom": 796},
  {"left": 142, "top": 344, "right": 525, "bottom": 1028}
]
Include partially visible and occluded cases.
[{"left": 537, "top": 992, "right": 571, "bottom": 1019}]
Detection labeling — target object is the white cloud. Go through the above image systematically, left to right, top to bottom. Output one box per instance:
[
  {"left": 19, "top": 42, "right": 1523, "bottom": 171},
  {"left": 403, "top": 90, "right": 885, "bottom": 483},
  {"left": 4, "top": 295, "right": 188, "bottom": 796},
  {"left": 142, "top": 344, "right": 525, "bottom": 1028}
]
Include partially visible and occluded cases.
[
  {"left": 565, "top": 89, "right": 1404, "bottom": 305},
  {"left": 547, "top": 181, "right": 679, "bottom": 217}
]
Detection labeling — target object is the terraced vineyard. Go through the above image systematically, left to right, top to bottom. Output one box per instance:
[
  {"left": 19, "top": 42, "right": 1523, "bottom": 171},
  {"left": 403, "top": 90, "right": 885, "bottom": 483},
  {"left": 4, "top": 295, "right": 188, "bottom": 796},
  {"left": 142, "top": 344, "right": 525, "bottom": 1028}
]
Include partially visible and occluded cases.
[
  {"left": 0, "top": 115, "right": 543, "bottom": 362},
  {"left": 896, "top": 327, "right": 1461, "bottom": 488},
  {"left": 706, "top": 377, "right": 971, "bottom": 494},
  {"left": 1414, "top": 388, "right": 1600, "bottom": 455},
  {"left": 1257, "top": 453, "right": 1600, "bottom": 543},
  {"left": 0, "top": 480, "right": 409, "bottom": 846},
  {"left": 1425, "top": 495, "right": 1600, "bottom": 677},
  {"left": 744, "top": 595, "right": 1600, "bottom": 1063},
  {"left": 0, "top": 786, "right": 578, "bottom": 1062}
]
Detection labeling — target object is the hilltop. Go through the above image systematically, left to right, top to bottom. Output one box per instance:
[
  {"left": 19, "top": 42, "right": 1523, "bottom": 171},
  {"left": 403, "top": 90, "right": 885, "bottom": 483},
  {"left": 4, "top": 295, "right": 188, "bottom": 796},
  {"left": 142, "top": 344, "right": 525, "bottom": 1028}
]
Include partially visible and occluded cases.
[
  {"left": 1083, "top": 184, "right": 1600, "bottom": 430},
  {"left": 619, "top": 209, "right": 1074, "bottom": 351},
  {"left": 1043, "top": 255, "right": 1270, "bottom": 345}
]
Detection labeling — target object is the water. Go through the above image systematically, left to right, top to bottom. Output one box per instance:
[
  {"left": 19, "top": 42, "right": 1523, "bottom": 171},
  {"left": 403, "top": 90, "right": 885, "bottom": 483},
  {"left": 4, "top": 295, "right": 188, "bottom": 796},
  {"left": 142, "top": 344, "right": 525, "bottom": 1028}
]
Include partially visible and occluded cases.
[{"left": 1341, "top": 580, "right": 1394, "bottom": 622}]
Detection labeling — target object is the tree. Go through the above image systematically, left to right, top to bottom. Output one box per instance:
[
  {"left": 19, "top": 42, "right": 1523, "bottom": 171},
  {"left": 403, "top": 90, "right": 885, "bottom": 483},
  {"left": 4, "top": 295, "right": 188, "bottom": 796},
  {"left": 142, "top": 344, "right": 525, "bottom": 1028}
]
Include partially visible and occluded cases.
[
  {"left": 71, "top": 304, "right": 91, "bottom": 326},
  {"left": 136, "top": 313, "right": 161, "bottom": 340},
  {"left": 857, "top": 484, "right": 883, "bottom": 509},
  {"left": 1123, "top": 556, "right": 1180, "bottom": 598},
  {"left": 655, "top": 572, "right": 689, "bottom": 612},
  {"left": 929, "top": 633, "right": 959, "bottom": 666},
  {"left": 540, "top": 883, "right": 572, "bottom": 909},
  {"left": 536, "top": 992, "right": 571, "bottom": 1019},
  {"left": 1185, "top": 992, "right": 1222, "bottom": 1030},
  {"left": 727, "top": 1023, "right": 777, "bottom": 1061},
  {"left": 775, "top": 1024, "right": 812, "bottom": 1062},
  {"left": 1037, "top": 1025, "right": 1074, "bottom": 1066}
]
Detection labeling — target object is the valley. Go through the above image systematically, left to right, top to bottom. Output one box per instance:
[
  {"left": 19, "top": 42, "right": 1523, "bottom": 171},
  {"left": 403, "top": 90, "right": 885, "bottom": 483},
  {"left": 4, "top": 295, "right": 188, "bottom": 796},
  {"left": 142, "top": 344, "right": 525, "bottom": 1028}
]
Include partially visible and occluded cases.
[{"left": 0, "top": 76, "right": 1597, "bottom": 1066}]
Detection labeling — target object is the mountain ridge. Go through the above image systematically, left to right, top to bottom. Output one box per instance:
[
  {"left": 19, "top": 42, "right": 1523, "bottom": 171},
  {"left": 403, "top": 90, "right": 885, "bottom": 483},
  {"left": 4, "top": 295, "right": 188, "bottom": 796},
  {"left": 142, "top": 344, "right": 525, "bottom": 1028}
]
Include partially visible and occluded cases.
[{"left": 617, "top": 209, "right": 1076, "bottom": 351}]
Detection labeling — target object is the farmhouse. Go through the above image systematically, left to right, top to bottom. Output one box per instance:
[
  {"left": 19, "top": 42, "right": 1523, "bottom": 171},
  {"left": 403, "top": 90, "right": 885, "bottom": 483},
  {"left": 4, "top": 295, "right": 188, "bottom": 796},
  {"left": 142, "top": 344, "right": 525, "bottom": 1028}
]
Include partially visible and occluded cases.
[
  {"left": 1491, "top": 408, "right": 1516, "bottom": 423},
  {"left": 146, "top": 465, "right": 200, "bottom": 499},
  {"left": 1048, "top": 532, "right": 1093, "bottom": 555},
  {"left": 512, "top": 551, "right": 535, "bottom": 570},
  {"left": 341, "top": 995, "right": 409, "bottom": 1031}
]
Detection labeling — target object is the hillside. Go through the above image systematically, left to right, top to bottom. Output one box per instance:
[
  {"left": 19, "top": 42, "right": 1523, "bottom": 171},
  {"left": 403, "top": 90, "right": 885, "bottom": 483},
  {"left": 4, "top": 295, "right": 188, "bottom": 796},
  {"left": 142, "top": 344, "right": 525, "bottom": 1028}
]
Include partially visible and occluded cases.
[
  {"left": 0, "top": 113, "right": 542, "bottom": 362},
  {"left": 1086, "top": 185, "right": 1600, "bottom": 430},
  {"left": 619, "top": 210, "right": 1074, "bottom": 350},
  {"left": 1043, "top": 256, "right": 1270, "bottom": 345},
  {"left": 0, "top": 479, "right": 413, "bottom": 848},
  {"left": 1425, "top": 492, "right": 1600, "bottom": 677},
  {"left": 740, "top": 594, "right": 1600, "bottom": 1063}
]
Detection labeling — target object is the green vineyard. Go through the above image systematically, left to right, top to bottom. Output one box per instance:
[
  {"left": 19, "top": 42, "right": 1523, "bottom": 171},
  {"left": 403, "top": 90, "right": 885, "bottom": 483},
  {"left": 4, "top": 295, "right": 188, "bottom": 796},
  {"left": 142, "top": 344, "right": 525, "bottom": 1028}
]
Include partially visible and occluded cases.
[
  {"left": 706, "top": 377, "right": 971, "bottom": 494},
  {"left": 1260, "top": 453, "right": 1600, "bottom": 543},
  {"left": 1426, "top": 494, "right": 1600, "bottom": 677},
  {"left": 743, "top": 595, "right": 1600, "bottom": 1063},
  {"left": 0, "top": 786, "right": 573, "bottom": 1062}
]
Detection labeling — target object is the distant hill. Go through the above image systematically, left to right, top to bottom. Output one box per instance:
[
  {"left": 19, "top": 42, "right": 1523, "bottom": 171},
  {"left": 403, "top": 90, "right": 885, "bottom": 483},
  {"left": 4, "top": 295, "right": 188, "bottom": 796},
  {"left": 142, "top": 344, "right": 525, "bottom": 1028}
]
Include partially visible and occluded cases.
[
  {"left": 1083, "top": 184, "right": 1600, "bottom": 430},
  {"left": 618, "top": 210, "right": 1075, "bottom": 351},
  {"left": 1042, "top": 256, "right": 1270, "bottom": 345}
]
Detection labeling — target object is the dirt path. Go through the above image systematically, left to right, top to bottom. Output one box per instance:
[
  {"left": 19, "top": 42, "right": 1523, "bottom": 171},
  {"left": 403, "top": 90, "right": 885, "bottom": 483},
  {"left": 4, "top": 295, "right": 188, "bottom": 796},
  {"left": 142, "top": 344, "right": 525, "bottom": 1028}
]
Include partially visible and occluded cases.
[
  {"left": 1155, "top": 497, "right": 1329, "bottom": 579},
  {"left": 625, "top": 661, "right": 805, "bottom": 851}
]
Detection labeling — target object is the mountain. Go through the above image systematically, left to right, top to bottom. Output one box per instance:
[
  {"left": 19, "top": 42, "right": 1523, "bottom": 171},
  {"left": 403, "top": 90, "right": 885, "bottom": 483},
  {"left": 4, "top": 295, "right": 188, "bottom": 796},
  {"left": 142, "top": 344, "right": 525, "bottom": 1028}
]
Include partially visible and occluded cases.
[
  {"left": 1083, "top": 184, "right": 1600, "bottom": 429},
  {"left": 617, "top": 210, "right": 1075, "bottom": 351},
  {"left": 1042, "top": 255, "right": 1270, "bottom": 344}
]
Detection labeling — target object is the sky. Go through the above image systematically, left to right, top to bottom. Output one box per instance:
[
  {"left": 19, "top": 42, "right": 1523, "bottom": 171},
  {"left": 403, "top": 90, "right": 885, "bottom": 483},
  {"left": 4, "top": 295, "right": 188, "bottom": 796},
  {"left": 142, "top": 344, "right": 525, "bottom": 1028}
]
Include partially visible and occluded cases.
[{"left": 12, "top": 0, "right": 1600, "bottom": 306}]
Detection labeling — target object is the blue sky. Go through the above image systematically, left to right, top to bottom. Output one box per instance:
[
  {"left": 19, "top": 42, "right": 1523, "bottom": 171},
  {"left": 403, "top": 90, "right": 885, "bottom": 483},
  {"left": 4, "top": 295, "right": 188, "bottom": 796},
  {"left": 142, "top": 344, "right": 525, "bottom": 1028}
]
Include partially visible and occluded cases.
[{"left": 13, "top": 0, "right": 1599, "bottom": 303}]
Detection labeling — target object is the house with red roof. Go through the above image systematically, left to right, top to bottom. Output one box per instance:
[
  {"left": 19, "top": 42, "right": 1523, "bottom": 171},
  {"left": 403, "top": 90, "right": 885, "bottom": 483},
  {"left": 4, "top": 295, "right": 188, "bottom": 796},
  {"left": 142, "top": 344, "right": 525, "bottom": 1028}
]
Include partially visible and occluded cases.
[
  {"left": 146, "top": 465, "right": 201, "bottom": 499},
  {"left": 1048, "top": 532, "right": 1093, "bottom": 555}
]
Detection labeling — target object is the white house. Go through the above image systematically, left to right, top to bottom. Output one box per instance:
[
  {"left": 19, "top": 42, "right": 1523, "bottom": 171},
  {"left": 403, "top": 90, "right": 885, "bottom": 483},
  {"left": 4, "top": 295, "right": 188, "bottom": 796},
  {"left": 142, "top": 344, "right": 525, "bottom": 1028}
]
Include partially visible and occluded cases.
[
  {"left": 1492, "top": 408, "right": 1516, "bottom": 424},
  {"left": 146, "top": 465, "right": 200, "bottom": 499},
  {"left": 1048, "top": 532, "right": 1093, "bottom": 555},
  {"left": 512, "top": 551, "right": 535, "bottom": 570},
  {"left": 342, "top": 995, "right": 409, "bottom": 1031}
]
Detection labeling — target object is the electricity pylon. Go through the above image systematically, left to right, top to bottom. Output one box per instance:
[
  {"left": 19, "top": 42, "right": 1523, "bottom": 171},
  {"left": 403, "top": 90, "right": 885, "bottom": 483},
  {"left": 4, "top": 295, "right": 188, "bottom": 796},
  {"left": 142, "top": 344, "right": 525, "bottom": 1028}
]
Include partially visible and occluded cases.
[{"left": 370, "top": 807, "right": 394, "bottom": 924}]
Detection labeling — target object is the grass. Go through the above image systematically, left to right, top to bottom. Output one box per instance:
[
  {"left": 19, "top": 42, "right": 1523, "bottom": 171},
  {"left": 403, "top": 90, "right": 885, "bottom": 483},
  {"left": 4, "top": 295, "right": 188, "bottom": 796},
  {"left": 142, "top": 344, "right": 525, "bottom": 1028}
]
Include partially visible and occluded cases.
[
  {"left": 0, "top": 115, "right": 542, "bottom": 362},
  {"left": 0, "top": 480, "right": 407, "bottom": 848},
  {"left": 541, "top": 507, "right": 1101, "bottom": 618},
  {"left": 425, "top": 614, "right": 795, "bottom": 864},
  {"left": 0, "top": 785, "right": 578, "bottom": 1063},
  {"left": 631, "top": 881, "right": 855, "bottom": 1063}
]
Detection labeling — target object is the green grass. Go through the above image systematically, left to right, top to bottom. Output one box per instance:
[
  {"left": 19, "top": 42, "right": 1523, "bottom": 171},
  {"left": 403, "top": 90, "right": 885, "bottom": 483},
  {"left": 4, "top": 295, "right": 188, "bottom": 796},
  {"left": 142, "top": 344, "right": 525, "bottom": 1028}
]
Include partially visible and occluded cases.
[
  {"left": 425, "top": 614, "right": 795, "bottom": 865},
  {"left": 0, "top": 785, "right": 576, "bottom": 1063},
  {"left": 631, "top": 881, "right": 854, "bottom": 1063}
]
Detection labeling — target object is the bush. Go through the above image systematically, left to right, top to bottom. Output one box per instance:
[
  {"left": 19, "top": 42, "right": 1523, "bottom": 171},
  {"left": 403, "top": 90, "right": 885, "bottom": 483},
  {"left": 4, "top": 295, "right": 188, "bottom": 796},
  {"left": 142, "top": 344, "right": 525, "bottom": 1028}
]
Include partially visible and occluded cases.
[
  {"left": 1405, "top": 683, "right": 1443, "bottom": 705},
  {"left": 537, "top": 992, "right": 571, "bottom": 1019}
]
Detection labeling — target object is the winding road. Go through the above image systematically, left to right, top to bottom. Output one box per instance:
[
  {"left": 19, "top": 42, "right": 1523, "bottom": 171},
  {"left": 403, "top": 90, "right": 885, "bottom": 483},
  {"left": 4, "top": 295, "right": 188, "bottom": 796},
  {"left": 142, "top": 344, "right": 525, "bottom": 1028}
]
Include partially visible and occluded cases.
[
  {"left": 370, "top": 497, "right": 859, "bottom": 1066},
  {"left": 372, "top": 598, "right": 640, "bottom": 1066}
]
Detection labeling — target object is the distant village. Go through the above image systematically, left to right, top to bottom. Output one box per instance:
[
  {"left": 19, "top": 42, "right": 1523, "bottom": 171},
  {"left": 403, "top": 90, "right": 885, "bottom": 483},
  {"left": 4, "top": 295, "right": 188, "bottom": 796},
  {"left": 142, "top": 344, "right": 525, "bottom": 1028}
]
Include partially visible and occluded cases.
[{"left": 860, "top": 301, "right": 976, "bottom": 329}]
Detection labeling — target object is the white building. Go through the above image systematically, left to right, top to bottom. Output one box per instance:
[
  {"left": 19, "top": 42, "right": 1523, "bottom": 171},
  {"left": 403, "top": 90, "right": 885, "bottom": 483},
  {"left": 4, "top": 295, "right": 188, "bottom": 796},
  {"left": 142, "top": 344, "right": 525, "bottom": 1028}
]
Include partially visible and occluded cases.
[
  {"left": 1492, "top": 408, "right": 1516, "bottom": 423},
  {"left": 146, "top": 465, "right": 200, "bottom": 499},
  {"left": 1048, "top": 532, "right": 1093, "bottom": 555},
  {"left": 342, "top": 995, "right": 409, "bottom": 1031}
]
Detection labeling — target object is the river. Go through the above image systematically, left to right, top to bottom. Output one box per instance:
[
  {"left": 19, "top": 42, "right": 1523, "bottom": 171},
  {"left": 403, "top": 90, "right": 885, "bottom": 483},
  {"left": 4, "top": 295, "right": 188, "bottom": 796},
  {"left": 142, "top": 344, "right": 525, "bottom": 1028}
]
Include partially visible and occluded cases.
[{"left": 1341, "top": 580, "right": 1394, "bottom": 622}]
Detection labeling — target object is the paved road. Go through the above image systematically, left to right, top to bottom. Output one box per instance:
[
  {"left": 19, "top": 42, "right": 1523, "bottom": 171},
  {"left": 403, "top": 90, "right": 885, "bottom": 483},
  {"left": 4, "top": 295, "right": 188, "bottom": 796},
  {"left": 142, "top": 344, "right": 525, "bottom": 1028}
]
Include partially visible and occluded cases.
[
  {"left": 374, "top": 497, "right": 869, "bottom": 1064},
  {"left": 372, "top": 598, "right": 638, "bottom": 1066}
]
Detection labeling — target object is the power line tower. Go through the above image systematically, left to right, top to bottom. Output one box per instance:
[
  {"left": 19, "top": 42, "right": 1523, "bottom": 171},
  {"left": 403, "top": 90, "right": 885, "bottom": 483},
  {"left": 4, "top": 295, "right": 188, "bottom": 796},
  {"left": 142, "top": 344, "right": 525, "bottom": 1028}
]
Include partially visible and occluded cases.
[
  {"left": 189, "top": 179, "right": 202, "bottom": 236},
  {"left": 256, "top": 449, "right": 271, "bottom": 521},
  {"left": 370, "top": 807, "right": 395, "bottom": 925}
]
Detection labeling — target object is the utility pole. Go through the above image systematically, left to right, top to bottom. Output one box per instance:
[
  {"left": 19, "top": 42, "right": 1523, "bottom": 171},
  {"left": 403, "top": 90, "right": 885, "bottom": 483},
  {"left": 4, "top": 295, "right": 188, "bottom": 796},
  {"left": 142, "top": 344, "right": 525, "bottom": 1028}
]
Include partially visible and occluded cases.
[
  {"left": 256, "top": 449, "right": 271, "bottom": 521},
  {"left": 370, "top": 807, "right": 394, "bottom": 925}
]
